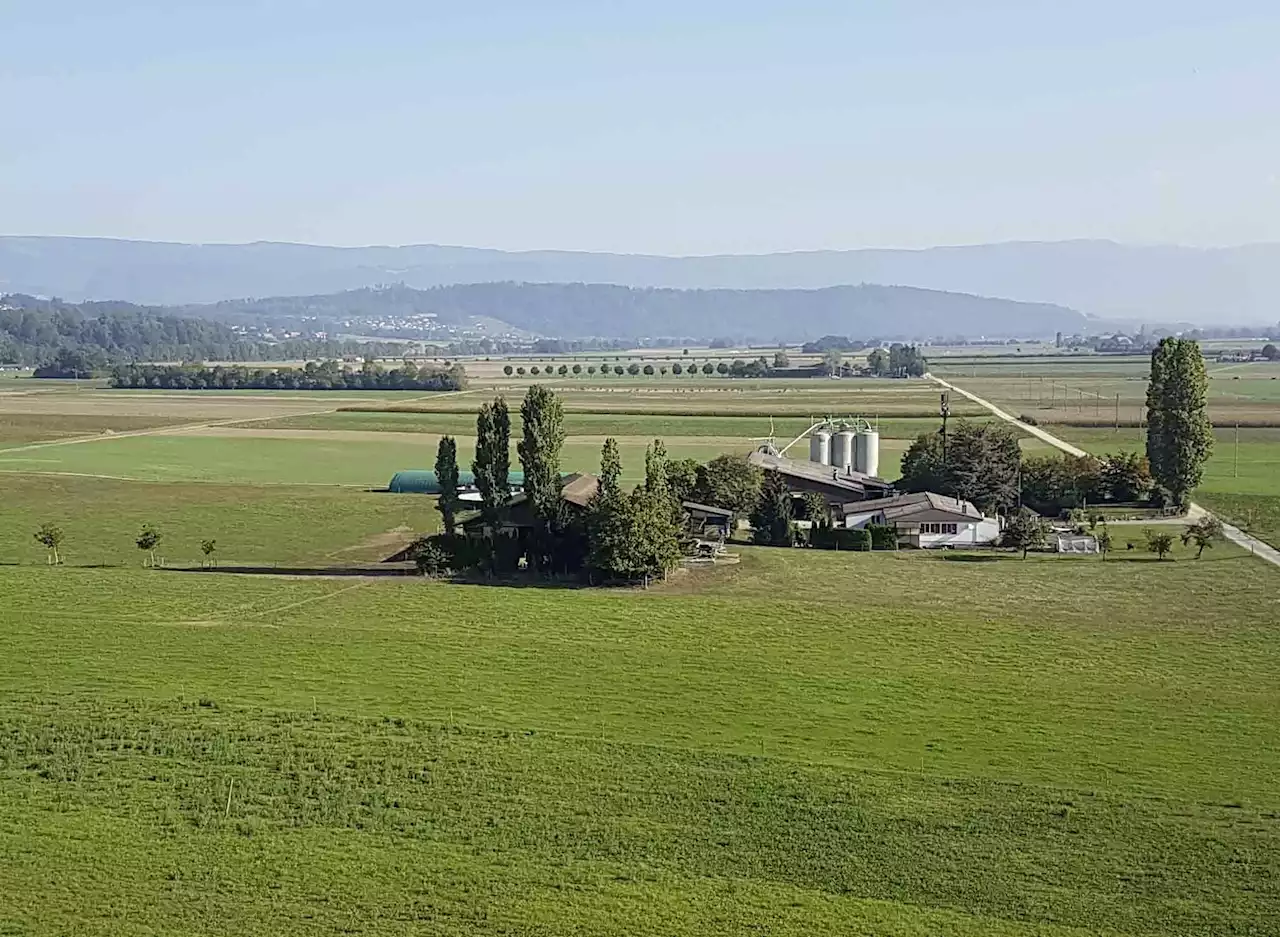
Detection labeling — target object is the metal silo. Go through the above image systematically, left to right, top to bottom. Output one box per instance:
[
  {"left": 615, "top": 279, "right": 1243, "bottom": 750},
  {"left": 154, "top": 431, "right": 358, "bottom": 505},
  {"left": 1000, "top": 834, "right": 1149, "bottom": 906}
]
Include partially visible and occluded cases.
[
  {"left": 809, "top": 428, "right": 831, "bottom": 465},
  {"left": 831, "top": 429, "right": 855, "bottom": 472},
  {"left": 854, "top": 429, "right": 880, "bottom": 477}
]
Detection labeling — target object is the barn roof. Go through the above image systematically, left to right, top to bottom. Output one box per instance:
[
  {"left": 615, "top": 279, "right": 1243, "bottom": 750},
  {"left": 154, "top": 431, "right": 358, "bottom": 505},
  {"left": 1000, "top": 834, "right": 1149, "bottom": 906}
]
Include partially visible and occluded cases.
[{"left": 746, "top": 450, "right": 891, "bottom": 494}]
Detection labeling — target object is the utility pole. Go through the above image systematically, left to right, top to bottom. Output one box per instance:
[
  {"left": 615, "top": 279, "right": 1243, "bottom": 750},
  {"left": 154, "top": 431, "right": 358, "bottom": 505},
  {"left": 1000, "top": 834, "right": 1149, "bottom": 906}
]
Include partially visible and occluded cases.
[
  {"left": 940, "top": 392, "right": 951, "bottom": 465},
  {"left": 1115, "top": 394, "right": 1120, "bottom": 433},
  {"left": 1235, "top": 422, "right": 1240, "bottom": 478}
]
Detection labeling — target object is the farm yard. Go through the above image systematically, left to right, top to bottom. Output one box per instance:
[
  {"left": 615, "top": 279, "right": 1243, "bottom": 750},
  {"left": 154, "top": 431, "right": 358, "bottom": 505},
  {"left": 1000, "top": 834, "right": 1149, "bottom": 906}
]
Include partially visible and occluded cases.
[{"left": 1, "top": 354, "right": 1279, "bottom": 936}]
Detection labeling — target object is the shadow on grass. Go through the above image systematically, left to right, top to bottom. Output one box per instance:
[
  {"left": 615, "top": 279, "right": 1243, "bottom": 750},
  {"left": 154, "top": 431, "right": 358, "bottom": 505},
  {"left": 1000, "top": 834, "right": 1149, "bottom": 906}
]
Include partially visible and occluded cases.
[
  {"left": 938, "top": 553, "right": 1003, "bottom": 563},
  {"left": 164, "top": 565, "right": 600, "bottom": 588},
  {"left": 167, "top": 565, "right": 418, "bottom": 578}
]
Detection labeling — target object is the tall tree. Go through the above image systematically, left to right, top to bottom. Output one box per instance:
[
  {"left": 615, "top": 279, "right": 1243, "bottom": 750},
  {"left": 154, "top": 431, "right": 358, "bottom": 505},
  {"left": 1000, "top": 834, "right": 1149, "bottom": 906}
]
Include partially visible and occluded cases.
[
  {"left": 1146, "top": 338, "right": 1213, "bottom": 509},
  {"left": 867, "top": 348, "right": 890, "bottom": 375},
  {"left": 517, "top": 385, "right": 567, "bottom": 570},
  {"left": 517, "top": 386, "right": 565, "bottom": 521},
  {"left": 471, "top": 397, "right": 511, "bottom": 532},
  {"left": 899, "top": 422, "right": 1021, "bottom": 514},
  {"left": 434, "top": 436, "right": 461, "bottom": 534},
  {"left": 587, "top": 438, "right": 640, "bottom": 579},
  {"left": 634, "top": 439, "right": 684, "bottom": 577},
  {"left": 694, "top": 455, "right": 764, "bottom": 514},
  {"left": 664, "top": 457, "right": 701, "bottom": 505},
  {"left": 750, "top": 470, "right": 795, "bottom": 546}
]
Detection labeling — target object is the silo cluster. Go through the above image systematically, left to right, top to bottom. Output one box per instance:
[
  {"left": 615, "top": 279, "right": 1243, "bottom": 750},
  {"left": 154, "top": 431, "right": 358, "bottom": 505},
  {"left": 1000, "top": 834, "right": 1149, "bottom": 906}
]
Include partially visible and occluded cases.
[{"left": 806, "top": 419, "right": 880, "bottom": 477}]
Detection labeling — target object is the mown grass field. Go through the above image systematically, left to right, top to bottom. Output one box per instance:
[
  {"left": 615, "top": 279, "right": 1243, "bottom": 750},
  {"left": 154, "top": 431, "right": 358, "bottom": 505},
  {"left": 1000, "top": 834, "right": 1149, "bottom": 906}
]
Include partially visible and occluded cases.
[
  {"left": 1, "top": 366, "right": 1279, "bottom": 935},
  {"left": 2, "top": 541, "right": 1279, "bottom": 936}
]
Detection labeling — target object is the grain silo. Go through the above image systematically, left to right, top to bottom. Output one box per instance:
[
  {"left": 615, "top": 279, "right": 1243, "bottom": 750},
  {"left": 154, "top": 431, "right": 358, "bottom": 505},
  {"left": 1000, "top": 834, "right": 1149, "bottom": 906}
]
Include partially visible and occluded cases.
[
  {"left": 809, "top": 427, "right": 831, "bottom": 465},
  {"left": 831, "top": 427, "right": 855, "bottom": 472},
  {"left": 854, "top": 428, "right": 880, "bottom": 477}
]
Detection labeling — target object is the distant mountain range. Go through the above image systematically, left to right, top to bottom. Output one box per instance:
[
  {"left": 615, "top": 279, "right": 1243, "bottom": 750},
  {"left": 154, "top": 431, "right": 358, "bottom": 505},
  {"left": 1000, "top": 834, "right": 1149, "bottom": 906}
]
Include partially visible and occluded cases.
[
  {"left": 2, "top": 236, "right": 1277, "bottom": 326},
  {"left": 183, "top": 282, "right": 1084, "bottom": 342}
]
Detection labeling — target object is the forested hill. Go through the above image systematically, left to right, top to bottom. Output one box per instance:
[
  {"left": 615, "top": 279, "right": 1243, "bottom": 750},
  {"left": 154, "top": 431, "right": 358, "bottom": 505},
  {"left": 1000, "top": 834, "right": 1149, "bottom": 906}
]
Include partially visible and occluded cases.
[
  {"left": 5, "top": 236, "right": 1279, "bottom": 324},
  {"left": 186, "top": 281, "right": 1084, "bottom": 341},
  {"left": 0, "top": 294, "right": 397, "bottom": 369}
]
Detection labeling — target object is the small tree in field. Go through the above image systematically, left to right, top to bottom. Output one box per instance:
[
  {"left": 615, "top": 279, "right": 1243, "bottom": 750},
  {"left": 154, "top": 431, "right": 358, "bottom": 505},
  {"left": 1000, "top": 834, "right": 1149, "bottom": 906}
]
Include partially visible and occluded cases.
[
  {"left": 503, "top": 365, "right": 513, "bottom": 376},
  {"left": 1002, "top": 508, "right": 1047, "bottom": 559},
  {"left": 1181, "top": 515, "right": 1224, "bottom": 559},
  {"left": 34, "top": 523, "right": 65, "bottom": 565},
  {"left": 136, "top": 524, "right": 163, "bottom": 567},
  {"left": 1096, "top": 526, "right": 1112, "bottom": 561},
  {"left": 1145, "top": 528, "right": 1175, "bottom": 561},
  {"left": 200, "top": 539, "right": 217, "bottom": 567}
]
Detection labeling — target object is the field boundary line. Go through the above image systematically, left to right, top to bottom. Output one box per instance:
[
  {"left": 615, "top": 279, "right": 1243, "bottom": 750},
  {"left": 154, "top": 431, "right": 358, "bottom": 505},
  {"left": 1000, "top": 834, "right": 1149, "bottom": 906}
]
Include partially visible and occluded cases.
[
  {"left": 928, "top": 374, "right": 1280, "bottom": 569},
  {"left": 0, "top": 388, "right": 478, "bottom": 456}
]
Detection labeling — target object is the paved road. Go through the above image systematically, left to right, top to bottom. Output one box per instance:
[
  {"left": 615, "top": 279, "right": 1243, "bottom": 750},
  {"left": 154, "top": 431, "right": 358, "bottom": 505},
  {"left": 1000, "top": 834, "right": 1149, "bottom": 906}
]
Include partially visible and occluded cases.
[{"left": 929, "top": 374, "right": 1280, "bottom": 570}]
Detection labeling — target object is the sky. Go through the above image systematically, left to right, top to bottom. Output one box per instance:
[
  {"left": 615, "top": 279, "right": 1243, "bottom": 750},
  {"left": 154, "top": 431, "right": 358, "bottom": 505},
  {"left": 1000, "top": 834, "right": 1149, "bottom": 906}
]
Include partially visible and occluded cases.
[{"left": 3, "top": 1, "right": 1278, "bottom": 254}]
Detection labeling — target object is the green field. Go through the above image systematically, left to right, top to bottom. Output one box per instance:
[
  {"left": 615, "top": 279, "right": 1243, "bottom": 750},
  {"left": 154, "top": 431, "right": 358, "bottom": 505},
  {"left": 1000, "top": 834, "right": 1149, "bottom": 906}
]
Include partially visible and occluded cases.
[
  {"left": 2, "top": 370, "right": 1279, "bottom": 935},
  {"left": 237, "top": 409, "right": 958, "bottom": 441},
  {"left": 2, "top": 541, "right": 1278, "bottom": 936}
]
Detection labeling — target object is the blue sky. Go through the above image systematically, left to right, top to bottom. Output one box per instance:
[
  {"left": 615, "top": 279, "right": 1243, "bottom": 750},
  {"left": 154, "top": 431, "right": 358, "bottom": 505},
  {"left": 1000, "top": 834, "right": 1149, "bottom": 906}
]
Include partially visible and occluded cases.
[{"left": 3, "top": 1, "right": 1277, "bottom": 252}]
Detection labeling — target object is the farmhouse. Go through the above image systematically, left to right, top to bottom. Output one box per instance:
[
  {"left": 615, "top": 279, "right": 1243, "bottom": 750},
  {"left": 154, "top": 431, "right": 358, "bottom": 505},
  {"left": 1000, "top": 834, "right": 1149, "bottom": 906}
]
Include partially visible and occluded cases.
[{"left": 838, "top": 492, "right": 1002, "bottom": 548}]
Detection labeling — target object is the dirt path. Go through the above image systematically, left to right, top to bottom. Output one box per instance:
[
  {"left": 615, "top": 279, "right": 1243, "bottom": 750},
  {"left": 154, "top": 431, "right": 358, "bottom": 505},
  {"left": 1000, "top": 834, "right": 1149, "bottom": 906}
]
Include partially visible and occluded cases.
[{"left": 929, "top": 374, "right": 1280, "bottom": 569}]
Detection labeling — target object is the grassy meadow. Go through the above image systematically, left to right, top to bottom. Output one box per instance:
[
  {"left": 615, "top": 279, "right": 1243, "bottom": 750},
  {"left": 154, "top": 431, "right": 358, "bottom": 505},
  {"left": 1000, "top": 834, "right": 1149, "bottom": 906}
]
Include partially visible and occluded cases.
[
  {"left": 1, "top": 363, "right": 1278, "bottom": 935},
  {"left": 2, "top": 544, "right": 1279, "bottom": 936}
]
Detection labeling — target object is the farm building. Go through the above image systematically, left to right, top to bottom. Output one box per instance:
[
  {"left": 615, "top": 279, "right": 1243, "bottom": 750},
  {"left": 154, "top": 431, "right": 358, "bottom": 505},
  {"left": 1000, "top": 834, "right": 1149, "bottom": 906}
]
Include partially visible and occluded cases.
[
  {"left": 746, "top": 450, "right": 893, "bottom": 504},
  {"left": 388, "top": 470, "right": 526, "bottom": 494},
  {"left": 461, "top": 473, "right": 599, "bottom": 537},
  {"left": 838, "top": 492, "right": 1001, "bottom": 548},
  {"left": 683, "top": 501, "right": 734, "bottom": 538}
]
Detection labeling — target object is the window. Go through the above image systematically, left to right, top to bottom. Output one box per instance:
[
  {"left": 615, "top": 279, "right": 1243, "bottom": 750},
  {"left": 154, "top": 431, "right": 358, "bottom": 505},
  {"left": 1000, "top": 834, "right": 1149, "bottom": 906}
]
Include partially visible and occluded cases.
[{"left": 920, "top": 522, "right": 958, "bottom": 535}]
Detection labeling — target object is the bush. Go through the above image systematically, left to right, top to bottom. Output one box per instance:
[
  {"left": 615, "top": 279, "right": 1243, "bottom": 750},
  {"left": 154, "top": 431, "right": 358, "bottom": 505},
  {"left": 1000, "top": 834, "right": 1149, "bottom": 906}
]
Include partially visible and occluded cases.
[
  {"left": 1019, "top": 413, "right": 1039, "bottom": 426},
  {"left": 867, "top": 524, "right": 898, "bottom": 550},
  {"left": 807, "top": 526, "right": 871, "bottom": 551},
  {"left": 409, "top": 534, "right": 485, "bottom": 576}
]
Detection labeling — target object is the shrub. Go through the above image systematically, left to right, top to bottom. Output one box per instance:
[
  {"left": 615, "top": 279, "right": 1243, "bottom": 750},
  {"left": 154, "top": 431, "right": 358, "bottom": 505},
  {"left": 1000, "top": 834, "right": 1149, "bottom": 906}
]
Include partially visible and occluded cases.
[
  {"left": 1019, "top": 413, "right": 1039, "bottom": 426},
  {"left": 867, "top": 524, "right": 897, "bottom": 550}
]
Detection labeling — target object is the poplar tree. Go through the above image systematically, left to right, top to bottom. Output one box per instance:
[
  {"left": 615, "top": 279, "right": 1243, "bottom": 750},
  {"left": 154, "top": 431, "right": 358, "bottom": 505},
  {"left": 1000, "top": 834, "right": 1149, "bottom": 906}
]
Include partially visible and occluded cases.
[
  {"left": 1146, "top": 338, "right": 1213, "bottom": 509},
  {"left": 517, "top": 385, "right": 565, "bottom": 568},
  {"left": 472, "top": 397, "right": 511, "bottom": 532},
  {"left": 434, "top": 435, "right": 461, "bottom": 534},
  {"left": 587, "top": 438, "right": 638, "bottom": 579},
  {"left": 635, "top": 439, "right": 683, "bottom": 576}
]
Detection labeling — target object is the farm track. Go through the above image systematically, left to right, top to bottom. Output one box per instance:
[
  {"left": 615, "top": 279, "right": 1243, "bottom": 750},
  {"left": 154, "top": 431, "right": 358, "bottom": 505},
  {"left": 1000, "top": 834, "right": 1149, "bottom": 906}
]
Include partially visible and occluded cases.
[{"left": 929, "top": 374, "right": 1280, "bottom": 569}]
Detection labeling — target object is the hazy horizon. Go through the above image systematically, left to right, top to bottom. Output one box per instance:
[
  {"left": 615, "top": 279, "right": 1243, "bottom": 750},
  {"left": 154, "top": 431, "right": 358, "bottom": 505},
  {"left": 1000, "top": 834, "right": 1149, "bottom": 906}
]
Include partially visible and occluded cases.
[
  {"left": 5, "top": 2, "right": 1279, "bottom": 253},
  {"left": 4, "top": 234, "right": 1279, "bottom": 256}
]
